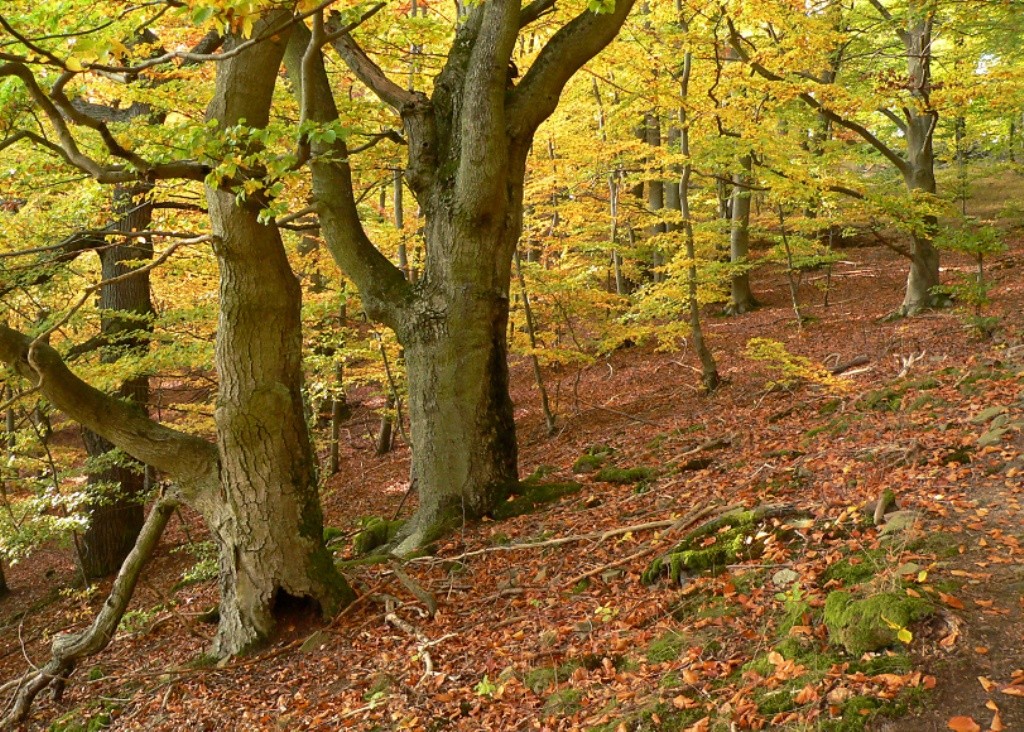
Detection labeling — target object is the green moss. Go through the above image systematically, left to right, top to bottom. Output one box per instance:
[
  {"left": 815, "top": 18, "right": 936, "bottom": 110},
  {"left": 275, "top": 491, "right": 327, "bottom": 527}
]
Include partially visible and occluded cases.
[
  {"left": 819, "top": 398, "right": 842, "bottom": 415},
  {"left": 573, "top": 445, "right": 616, "bottom": 473},
  {"left": 572, "top": 454, "right": 606, "bottom": 473},
  {"left": 527, "top": 464, "right": 558, "bottom": 481},
  {"left": 595, "top": 466, "right": 657, "bottom": 484},
  {"left": 490, "top": 481, "right": 582, "bottom": 520},
  {"left": 645, "top": 507, "right": 796, "bottom": 584},
  {"left": 352, "top": 517, "right": 405, "bottom": 555},
  {"left": 323, "top": 526, "right": 345, "bottom": 544},
  {"left": 907, "top": 531, "right": 960, "bottom": 558},
  {"left": 822, "top": 549, "right": 885, "bottom": 586},
  {"left": 823, "top": 591, "right": 934, "bottom": 655},
  {"left": 646, "top": 631, "right": 688, "bottom": 663},
  {"left": 848, "top": 653, "right": 913, "bottom": 676},
  {"left": 524, "top": 661, "right": 581, "bottom": 694},
  {"left": 363, "top": 673, "right": 395, "bottom": 701},
  {"left": 544, "top": 688, "right": 583, "bottom": 715}
]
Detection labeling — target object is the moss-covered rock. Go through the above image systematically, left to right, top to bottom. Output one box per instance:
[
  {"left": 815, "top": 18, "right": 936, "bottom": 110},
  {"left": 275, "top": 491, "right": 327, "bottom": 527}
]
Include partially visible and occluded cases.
[
  {"left": 572, "top": 444, "right": 615, "bottom": 474},
  {"left": 572, "top": 454, "right": 605, "bottom": 474},
  {"left": 490, "top": 481, "right": 582, "bottom": 520},
  {"left": 352, "top": 517, "right": 405, "bottom": 555},
  {"left": 823, "top": 591, "right": 933, "bottom": 655}
]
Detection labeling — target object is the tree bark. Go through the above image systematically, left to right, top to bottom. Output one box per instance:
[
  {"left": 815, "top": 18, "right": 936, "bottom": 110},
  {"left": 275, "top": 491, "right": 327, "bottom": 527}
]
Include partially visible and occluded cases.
[
  {"left": 291, "top": 0, "right": 636, "bottom": 552},
  {"left": 898, "top": 13, "right": 940, "bottom": 315},
  {"left": 203, "top": 18, "right": 353, "bottom": 655},
  {"left": 728, "top": 155, "right": 757, "bottom": 314},
  {"left": 79, "top": 185, "right": 154, "bottom": 579}
]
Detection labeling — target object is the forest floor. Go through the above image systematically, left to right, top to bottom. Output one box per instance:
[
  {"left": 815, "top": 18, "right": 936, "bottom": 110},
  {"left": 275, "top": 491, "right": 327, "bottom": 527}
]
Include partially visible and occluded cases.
[{"left": 4, "top": 189, "right": 1024, "bottom": 730}]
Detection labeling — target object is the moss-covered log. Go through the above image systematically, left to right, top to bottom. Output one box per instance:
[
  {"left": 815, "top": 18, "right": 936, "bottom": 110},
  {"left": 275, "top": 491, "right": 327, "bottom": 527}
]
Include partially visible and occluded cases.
[{"left": 643, "top": 504, "right": 806, "bottom": 584}]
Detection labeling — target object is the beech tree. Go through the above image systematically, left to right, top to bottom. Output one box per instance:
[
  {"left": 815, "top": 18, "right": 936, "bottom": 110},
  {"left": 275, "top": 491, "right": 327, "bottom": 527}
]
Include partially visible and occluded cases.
[
  {"left": 288, "top": 0, "right": 637, "bottom": 551},
  {"left": 0, "top": 1, "right": 636, "bottom": 717},
  {"left": 0, "top": 13, "right": 354, "bottom": 719}
]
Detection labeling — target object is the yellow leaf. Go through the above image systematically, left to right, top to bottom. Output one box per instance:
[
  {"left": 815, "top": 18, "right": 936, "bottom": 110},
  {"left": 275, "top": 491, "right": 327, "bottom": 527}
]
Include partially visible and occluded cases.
[{"left": 65, "top": 56, "right": 83, "bottom": 72}]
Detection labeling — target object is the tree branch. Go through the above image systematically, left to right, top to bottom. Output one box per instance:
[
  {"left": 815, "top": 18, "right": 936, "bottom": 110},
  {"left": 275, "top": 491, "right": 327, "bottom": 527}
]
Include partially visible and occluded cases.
[
  {"left": 508, "top": 0, "right": 638, "bottom": 140},
  {"left": 520, "top": 0, "right": 558, "bottom": 28},
  {"left": 327, "top": 14, "right": 416, "bottom": 111},
  {"left": 724, "top": 19, "right": 909, "bottom": 177},
  {"left": 285, "top": 25, "right": 410, "bottom": 329},
  {"left": 878, "top": 107, "right": 907, "bottom": 133},
  {"left": 0, "top": 324, "right": 218, "bottom": 490},
  {"left": 0, "top": 496, "right": 177, "bottom": 726}
]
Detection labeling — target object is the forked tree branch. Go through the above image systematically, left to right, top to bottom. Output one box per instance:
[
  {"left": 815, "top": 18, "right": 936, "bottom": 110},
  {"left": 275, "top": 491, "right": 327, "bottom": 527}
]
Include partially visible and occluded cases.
[
  {"left": 508, "top": 0, "right": 639, "bottom": 140},
  {"left": 285, "top": 25, "right": 411, "bottom": 329}
]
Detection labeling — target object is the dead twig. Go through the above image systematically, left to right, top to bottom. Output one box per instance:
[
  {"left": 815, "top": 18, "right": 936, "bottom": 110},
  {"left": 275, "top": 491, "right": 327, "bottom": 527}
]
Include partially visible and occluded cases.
[
  {"left": 565, "top": 502, "right": 726, "bottom": 587},
  {"left": 410, "top": 515, "right": 716, "bottom": 564}
]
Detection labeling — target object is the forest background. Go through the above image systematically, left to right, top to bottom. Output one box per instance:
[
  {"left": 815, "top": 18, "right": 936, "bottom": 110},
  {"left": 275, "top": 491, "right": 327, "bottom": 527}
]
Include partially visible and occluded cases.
[{"left": 1, "top": 0, "right": 1024, "bottom": 729}]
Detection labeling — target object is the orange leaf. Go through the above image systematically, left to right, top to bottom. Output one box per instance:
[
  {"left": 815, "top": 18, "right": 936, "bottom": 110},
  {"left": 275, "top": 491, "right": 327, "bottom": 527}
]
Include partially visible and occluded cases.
[
  {"left": 939, "top": 592, "right": 966, "bottom": 610},
  {"left": 978, "top": 676, "right": 996, "bottom": 692},
  {"left": 1000, "top": 685, "right": 1024, "bottom": 697},
  {"left": 991, "top": 710, "right": 1006, "bottom": 731},
  {"left": 947, "top": 715, "right": 981, "bottom": 732}
]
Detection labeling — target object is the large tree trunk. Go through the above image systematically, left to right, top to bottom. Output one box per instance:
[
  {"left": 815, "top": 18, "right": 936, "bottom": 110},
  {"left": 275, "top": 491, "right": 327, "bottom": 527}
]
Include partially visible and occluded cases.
[
  {"left": 298, "top": 0, "right": 636, "bottom": 553},
  {"left": 203, "top": 20, "right": 353, "bottom": 655},
  {"left": 80, "top": 185, "right": 153, "bottom": 579},
  {"left": 397, "top": 287, "right": 519, "bottom": 551}
]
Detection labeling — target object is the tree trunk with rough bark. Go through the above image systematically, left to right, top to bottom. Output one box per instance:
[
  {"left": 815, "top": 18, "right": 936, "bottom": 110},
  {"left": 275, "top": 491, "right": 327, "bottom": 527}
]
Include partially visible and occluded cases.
[
  {"left": 290, "top": 0, "right": 636, "bottom": 551},
  {"left": 899, "top": 14, "right": 940, "bottom": 315},
  {"left": 202, "top": 22, "right": 353, "bottom": 655},
  {"left": 79, "top": 185, "right": 153, "bottom": 579}
]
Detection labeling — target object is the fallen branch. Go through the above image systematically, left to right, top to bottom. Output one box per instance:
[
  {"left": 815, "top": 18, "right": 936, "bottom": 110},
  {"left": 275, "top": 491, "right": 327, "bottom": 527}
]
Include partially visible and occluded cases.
[
  {"left": 829, "top": 355, "right": 870, "bottom": 376},
  {"left": 1, "top": 496, "right": 177, "bottom": 726},
  {"left": 565, "top": 502, "right": 727, "bottom": 587},
  {"left": 411, "top": 515, "right": 719, "bottom": 564},
  {"left": 388, "top": 561, "right": 437, "bottom": 617},
  {"left": 383, "top": 598, "right": 454, "bottom": 687}
]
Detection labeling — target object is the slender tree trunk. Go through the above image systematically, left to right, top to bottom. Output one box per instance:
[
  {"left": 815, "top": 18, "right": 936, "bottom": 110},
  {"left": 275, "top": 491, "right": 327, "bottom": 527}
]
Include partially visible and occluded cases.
[
  {"left": 899, "top": 15, "right": 940, "bottom": 315},
  {"left": 677, "top": 38, "right": 719, "bottom": 392},
  {"left": 645, "top": 113, "right": 666, "bottom": 282},
  {"left": 728, "top": 155, "right": 757, "bottom": 314},
  {"left": 80, "top": 185, "right": 153, "bottom": 579},
  {"left": 515, "top": 249, "right": 556, "bottom": 435}
]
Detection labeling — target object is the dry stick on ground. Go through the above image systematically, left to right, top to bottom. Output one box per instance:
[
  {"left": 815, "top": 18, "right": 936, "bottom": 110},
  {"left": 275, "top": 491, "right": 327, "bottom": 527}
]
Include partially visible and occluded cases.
[
  {"left": 565, "top": 502, "right": 729, "bottom": 587},
  {"left": 412, "top": 507, "right": 744, "bottom": 565},
  {"left": 383, "top": 598, "right": 454, "bottom": 687}
]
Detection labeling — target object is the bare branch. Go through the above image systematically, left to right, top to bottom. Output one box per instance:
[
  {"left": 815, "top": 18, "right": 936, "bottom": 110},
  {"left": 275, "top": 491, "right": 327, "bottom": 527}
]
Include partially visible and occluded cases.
[
  {"left": 327, "top": 18, "right": 416, "bottom": 111},
  {"left": 878, "top": 107, "right": 908, "bottom": 133}
]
